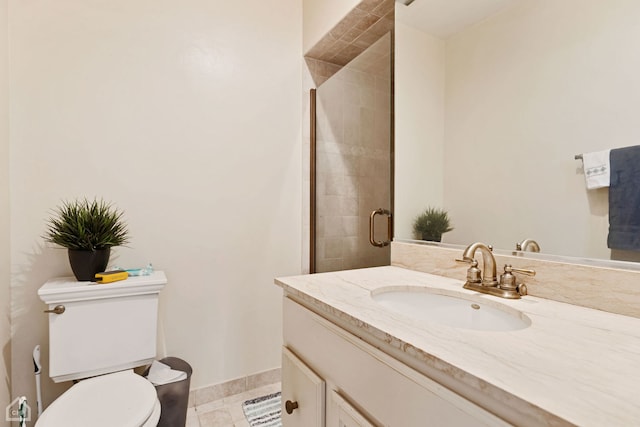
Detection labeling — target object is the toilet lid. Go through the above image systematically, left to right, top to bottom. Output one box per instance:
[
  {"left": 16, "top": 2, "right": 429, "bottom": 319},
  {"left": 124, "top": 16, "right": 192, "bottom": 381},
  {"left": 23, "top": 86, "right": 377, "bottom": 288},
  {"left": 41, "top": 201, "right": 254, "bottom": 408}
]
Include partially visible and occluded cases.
[{"left": 36, "top": 370, "right": 158, "bottom": 427}]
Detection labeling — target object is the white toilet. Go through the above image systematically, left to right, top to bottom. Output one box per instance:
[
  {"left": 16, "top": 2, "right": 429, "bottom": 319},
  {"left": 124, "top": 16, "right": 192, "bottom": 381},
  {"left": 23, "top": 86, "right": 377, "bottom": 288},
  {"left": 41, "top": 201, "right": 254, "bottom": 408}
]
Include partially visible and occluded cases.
[{"left": 36, "top": 271, "right": 167, "bottom": 427}]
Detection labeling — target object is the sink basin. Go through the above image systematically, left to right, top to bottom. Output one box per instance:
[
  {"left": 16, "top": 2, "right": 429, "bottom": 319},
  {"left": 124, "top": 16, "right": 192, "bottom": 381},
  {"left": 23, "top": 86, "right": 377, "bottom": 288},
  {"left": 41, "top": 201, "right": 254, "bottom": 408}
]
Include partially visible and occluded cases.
[{"left": 372, "top": 288, "right": 531, "bottom": 331}]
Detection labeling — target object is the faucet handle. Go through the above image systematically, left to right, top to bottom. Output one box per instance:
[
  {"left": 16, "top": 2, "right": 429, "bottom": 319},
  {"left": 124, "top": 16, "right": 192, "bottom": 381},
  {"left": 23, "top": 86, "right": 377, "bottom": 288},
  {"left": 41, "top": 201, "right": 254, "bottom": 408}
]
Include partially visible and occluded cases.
[
  {"left": 456, "top": 258, "right": 482, "bottom": 283},
  {"left": 500, "top": 265, "right": 535, "bottom": 293},
  {"left": 509, "top": 265, "right": 536, "bottom": 276}
]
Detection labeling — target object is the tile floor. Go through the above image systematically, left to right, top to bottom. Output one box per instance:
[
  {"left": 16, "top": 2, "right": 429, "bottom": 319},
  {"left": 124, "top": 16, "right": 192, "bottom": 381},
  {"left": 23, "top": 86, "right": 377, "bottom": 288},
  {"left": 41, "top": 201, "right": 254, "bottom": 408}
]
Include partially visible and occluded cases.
[{"left": 186, "top": 382, "right": 281, "bottom": 427}]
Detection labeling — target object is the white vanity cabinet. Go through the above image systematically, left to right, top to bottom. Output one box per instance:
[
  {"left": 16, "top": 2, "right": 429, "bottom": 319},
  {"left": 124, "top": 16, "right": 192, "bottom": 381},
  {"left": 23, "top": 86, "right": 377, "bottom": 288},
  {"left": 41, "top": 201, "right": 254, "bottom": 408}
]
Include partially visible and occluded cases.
[{"left": 282, "top": 297, "right": 508, "bottom": 427}]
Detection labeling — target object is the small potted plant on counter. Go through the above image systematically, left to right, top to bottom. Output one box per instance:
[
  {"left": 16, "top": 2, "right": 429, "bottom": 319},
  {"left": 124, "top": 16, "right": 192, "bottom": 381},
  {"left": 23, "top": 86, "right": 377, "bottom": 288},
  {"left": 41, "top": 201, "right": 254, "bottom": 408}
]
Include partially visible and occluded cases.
[
  {"left": 44, "top": 198, "right": 130, "bottom": 281},
  {"left": 413, "top": 207, "right": 453, "bottom": 242}
]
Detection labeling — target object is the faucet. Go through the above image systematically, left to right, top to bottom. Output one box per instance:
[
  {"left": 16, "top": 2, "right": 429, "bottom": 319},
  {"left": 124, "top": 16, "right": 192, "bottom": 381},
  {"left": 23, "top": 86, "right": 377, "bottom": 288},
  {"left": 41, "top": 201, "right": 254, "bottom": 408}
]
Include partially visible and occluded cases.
[
  {"left": 516, "top": 239, "right": 540, "bottom": 252},
  {"left": 458, "top": 242, "right": 535, "bottom": 299},
  {"left": 461, "top": 242, "right": 498, "bottom": 286}
]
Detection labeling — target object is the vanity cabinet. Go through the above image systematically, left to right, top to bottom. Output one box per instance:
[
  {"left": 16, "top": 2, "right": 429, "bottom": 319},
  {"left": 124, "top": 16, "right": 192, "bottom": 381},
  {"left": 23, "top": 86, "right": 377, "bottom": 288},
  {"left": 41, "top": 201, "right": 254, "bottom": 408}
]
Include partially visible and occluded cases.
[{"left": 282, "top": 297, "right": 508, "bottom": 427}]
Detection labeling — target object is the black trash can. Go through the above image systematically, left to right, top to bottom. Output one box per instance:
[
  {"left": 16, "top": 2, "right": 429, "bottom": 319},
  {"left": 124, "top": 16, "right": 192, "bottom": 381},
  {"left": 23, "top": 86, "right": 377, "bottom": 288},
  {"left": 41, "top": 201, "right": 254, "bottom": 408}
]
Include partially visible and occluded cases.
[{"left": 144, "top": 357, "right": 193, "bottom": 427}]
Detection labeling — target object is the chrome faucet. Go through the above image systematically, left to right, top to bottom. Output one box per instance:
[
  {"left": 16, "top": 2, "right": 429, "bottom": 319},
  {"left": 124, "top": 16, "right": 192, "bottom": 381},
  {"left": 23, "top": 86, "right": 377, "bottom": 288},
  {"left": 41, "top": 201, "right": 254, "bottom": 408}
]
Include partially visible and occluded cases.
[
  {"left": 516, "top": 238, "right": 540, "bottom": 252},
  {"left": 458, "top": 242, "right": 535, "bottom": 299}
]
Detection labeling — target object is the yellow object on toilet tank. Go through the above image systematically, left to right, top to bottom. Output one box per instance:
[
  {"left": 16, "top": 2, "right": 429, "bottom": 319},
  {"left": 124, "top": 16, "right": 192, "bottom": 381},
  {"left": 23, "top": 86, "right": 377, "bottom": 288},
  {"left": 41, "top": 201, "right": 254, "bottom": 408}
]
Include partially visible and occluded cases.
[{"left": 94, "top": 270, "right": 129, "bottom": 284}]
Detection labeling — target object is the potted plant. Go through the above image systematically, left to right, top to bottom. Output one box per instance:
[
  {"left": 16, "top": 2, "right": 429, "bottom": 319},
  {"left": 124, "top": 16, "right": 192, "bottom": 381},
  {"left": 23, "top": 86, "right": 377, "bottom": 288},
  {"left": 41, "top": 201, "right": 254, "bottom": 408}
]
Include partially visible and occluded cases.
[
  {"left": 44, "top": 198, "right": 130, "bottom": 281},
  {"left": 413, "top": 207, "right": 453, "bottom": 242}
]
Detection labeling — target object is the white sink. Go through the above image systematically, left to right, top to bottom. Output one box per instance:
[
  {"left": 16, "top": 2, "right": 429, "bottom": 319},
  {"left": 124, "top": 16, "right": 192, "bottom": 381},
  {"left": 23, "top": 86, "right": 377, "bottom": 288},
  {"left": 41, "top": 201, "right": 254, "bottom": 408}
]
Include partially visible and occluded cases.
[{"left": 372, "top": 288, "right": 531, "bottom": 332}]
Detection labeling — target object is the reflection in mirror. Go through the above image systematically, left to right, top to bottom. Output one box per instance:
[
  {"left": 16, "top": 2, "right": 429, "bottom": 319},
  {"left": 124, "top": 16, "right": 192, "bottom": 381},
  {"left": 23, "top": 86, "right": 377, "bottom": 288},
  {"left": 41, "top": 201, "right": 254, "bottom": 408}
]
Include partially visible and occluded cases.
[{"left": 394, "top": 0, "right": 640, "bottom": 264}]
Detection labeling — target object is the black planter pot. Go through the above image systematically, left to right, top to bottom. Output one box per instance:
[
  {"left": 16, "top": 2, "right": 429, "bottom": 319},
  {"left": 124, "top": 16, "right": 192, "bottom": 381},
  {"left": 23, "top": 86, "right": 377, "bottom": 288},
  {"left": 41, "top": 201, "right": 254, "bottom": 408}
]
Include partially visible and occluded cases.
[
  {"left": 421, "top": 233, "right": 442, "bottom": 242},
  {"left": 68, "top": 248, "right": 111, "bottom": 281}
]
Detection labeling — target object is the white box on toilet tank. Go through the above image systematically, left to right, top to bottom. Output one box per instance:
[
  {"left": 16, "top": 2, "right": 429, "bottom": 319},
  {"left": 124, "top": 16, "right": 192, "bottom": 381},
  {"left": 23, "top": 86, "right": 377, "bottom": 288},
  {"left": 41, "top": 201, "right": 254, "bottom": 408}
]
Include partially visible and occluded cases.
[{"left": 38, "top": 272, "right": 167, "bottom": 383}]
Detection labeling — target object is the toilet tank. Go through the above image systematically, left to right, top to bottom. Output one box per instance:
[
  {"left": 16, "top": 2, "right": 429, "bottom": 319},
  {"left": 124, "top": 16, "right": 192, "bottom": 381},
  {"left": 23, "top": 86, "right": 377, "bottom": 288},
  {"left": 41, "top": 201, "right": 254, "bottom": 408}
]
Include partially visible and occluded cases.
[{"left": 38, "top": 272, "right": 167, "bottom": 383}]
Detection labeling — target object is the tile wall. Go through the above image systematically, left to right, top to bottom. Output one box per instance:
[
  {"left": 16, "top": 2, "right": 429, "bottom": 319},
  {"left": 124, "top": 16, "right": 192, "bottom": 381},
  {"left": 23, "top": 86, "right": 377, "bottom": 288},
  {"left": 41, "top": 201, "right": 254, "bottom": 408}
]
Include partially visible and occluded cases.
[
  {"left": 305, "top": 0, "right": 394, "bottom": 85},
  {"left": 314, "top": 33, "right": 392, "bottom": 273}
]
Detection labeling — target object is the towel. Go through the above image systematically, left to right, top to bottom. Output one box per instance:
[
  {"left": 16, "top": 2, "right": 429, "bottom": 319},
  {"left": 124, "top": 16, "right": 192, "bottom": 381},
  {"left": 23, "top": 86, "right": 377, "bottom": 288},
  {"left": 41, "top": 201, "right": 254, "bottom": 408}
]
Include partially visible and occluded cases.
[
  {"left": 607, "top": 145, "right": 640, "bottom": 251},
  {"left": 582, "top": 149, "right": 611, "bottom": 189},
  {"left": 145, "top": 360, "right": 187, "bottom": 386}
]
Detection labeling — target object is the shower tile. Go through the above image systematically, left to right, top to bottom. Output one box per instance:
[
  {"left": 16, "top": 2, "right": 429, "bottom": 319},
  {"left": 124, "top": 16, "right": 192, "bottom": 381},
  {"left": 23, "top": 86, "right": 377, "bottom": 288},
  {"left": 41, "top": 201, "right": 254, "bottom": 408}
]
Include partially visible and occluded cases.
[
  {"left": 357, "top": 0, "right": 387, "bottom": 13},
  {"left": 371, "top": 0, "right": 395, "bottom": 18},
  {"left": 330, "top": 8, "right": 367, "bottom": 40},
  {"left": 356, "top": 13, "right": 383, "bottom": 33},
  {"left": 341, "top": 26, "right": 364, "bottom": 44},
  {"left": 306, "top": 35, "right": 337, "bottom": 60},
  {"left": 317, "top": 61, "right": 343, "bottom": 79},
  {"left": 340, "top": 68, "right": 360, "bottom": 84},
  {"left": 375, "top": 76, "right": 390, "bottom": 92},
  {"left": 343, "top": 82, "right": 361, "bottom": 105},
  {"left": 360, "top": 87, "right": 375, "bottom": 107},
  {"left": 375, "top": 90, "right": 391, "bottom": 112},
  {"left": 343, "top": 102, "right": 360, "bottom": 125},
  {"left": 360, "top": 107, "right": 375, "bottom": 131},
  {"left": 344, "top": 123, "right": 361, "bottom": 147},
  {"left": 323, "top": 174, "right": 341, "bottom": 196},
  {"left": 341, "top": 197, "right": 359, "bottom": 216},
  {"left": 316, "top": 216, "right": 325, "bottom": 237},
  {"left": 343, "top": 216, "right": 359, "bottom": 237},
  {"left": 325, "top": 238, "right": 344, "bottom": 258},
  {"left": 316, "top": 258, "right": 344, "bottom": 272}
]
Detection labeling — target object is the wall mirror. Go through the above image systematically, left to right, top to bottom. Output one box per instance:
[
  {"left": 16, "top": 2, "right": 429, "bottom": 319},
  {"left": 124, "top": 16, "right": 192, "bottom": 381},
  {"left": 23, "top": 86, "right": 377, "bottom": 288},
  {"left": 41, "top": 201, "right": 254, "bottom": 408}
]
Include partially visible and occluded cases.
[{"left": 394, "top": 0, "right": 640, "bottom": 267}]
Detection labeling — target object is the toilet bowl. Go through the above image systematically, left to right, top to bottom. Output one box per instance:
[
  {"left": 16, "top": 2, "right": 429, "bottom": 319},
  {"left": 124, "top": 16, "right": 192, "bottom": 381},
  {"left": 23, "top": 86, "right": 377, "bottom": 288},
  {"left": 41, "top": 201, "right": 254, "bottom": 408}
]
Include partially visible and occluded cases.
[{"left": 35, "top": 370, "right": 161, "bottom": 427}]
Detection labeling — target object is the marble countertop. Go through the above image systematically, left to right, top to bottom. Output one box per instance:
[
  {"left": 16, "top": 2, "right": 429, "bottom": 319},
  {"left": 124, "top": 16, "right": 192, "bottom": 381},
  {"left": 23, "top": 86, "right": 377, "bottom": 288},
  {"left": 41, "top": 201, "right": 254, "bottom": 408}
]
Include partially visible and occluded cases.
[{"left": 275, "top": 266, "right": 640, "bottom": 426}]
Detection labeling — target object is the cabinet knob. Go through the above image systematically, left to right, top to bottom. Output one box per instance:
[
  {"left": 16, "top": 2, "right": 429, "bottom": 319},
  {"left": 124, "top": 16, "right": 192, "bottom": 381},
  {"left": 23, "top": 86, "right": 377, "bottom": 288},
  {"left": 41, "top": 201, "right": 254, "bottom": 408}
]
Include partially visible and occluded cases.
[
  {"left": 44, "top": 305, "right": 65, "bottom": 315},
  {"left": 285, "top": 400, "right": 299, "bottom": 414}
]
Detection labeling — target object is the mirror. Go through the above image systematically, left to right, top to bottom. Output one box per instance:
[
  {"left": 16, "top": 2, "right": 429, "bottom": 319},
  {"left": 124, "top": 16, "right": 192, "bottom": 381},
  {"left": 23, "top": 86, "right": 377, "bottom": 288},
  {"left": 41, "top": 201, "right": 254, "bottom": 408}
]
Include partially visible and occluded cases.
[{"left": 394, "top": 0, "right": 640, "bottom": 264}]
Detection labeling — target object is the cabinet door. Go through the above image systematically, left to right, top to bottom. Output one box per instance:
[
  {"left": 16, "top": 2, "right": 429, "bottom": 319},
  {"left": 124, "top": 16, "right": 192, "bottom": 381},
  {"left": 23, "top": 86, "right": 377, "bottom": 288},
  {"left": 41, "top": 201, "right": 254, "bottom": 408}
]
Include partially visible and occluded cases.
[
  {"left": 282, "top": 346, "right": 326, "bottom": 427},
  {"left": 331, "top": 390, "right": 376, "bottom": 427}
]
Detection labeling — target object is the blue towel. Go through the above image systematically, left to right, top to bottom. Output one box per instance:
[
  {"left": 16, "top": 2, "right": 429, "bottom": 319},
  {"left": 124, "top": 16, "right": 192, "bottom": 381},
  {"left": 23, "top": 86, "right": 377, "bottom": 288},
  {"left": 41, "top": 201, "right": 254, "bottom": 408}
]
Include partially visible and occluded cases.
[{"left": 608, "top": 145, "right": 640, "bottom": 251}]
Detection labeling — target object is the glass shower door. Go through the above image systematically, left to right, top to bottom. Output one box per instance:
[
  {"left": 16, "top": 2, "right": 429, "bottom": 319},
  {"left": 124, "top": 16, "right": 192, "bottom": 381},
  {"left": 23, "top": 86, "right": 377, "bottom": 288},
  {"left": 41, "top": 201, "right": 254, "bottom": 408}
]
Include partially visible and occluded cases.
[{"left": 313, "top": 33, "right": 393, "bottom": 273}]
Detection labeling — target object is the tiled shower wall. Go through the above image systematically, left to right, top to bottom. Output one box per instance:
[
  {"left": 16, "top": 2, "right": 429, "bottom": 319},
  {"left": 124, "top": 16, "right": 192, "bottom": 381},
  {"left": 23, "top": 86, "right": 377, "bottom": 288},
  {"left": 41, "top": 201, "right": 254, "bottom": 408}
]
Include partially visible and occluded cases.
[
  {"left": 305, "top": 0, "right": 395, "bottom": 86},
  {"left": 315, "top": 33, "right": 392, "bottom": 272}
]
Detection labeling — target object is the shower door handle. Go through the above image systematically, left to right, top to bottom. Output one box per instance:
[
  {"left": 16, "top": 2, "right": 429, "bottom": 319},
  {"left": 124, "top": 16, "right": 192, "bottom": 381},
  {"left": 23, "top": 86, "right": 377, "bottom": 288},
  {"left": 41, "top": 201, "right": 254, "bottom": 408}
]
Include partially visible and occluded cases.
[{"left": 369, "top": 208, "right": 392, "bottom": 247}]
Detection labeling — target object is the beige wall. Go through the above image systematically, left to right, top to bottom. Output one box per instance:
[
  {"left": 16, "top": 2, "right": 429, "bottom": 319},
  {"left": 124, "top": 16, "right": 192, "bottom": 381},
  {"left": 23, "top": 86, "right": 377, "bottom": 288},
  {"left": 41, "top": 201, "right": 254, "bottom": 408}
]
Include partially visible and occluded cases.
[
  {"left": 0, "top": 0, "right": 9, "bottom": 422},
  {"left": 9, "top": 0, "right": 302, "bottom": 411},
  {"left": 303, "top": 0, "right": 360, "bottom": 53},
  {"left": 395, "top": 0, "right": 640, "bottom": 260},
  {"left": 444, "top": 0, "right": 640, "bottom": 259},
  {"left": 394, "top": 16, "right": 445, "bottom": 240}
]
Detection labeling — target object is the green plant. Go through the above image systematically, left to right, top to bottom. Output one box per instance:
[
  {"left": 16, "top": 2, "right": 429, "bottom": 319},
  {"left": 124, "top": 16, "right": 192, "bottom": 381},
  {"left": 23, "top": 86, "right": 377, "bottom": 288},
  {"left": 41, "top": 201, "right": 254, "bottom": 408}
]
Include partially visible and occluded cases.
[
  {"left": 44, "top": 198, "right": 130, "bottom": 250},
  {"left": 413, "top": 207, "right": 453, "bottom": 241}
]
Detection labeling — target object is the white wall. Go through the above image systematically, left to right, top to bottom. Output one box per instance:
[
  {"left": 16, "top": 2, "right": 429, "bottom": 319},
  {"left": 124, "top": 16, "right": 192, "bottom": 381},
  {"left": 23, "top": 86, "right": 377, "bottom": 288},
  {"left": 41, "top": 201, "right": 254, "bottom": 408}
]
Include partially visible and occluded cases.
[
  {"left": 0, "top": 0, "right": 9, "bottom": 421},
  {"left": 9, "top": 0, "right": 302, "bottom": 410},
  {"left": 303, "top": 0, "right": 359, "bottom": 53},
  {"left": 444, "top": 0, "right": 640, "bottom": 258},
  {"left": 394, "top": 18, "right": 445, "bottom": 240}
]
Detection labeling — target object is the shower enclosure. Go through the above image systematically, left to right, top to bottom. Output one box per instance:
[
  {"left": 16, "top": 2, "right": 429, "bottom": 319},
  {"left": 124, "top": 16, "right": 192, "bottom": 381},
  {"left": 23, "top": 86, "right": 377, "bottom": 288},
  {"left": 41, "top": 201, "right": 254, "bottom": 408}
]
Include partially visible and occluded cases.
[{"left": 311, "top": 32, "right": 393, "bottom": 273}]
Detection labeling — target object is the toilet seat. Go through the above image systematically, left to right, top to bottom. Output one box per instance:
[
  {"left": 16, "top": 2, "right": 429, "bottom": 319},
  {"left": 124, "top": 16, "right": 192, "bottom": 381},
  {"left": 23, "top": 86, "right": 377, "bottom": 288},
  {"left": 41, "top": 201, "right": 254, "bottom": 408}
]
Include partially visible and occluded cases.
[{"left": 35, "top": 370, "right": 160, "bottom": 427}]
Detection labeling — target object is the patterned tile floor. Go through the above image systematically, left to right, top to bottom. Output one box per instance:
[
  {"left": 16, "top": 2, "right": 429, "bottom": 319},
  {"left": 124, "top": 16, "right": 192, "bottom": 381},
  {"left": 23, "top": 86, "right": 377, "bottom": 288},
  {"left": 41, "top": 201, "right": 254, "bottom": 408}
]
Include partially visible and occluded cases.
[{"left": 187, "top": 382, "right": 281, "bottom": 427}]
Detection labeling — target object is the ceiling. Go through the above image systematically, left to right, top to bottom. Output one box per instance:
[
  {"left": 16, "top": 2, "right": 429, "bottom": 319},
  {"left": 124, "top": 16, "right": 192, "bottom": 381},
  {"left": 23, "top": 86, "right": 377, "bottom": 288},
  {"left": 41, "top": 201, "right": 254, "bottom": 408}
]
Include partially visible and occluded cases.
[{"left": 395, "top": 0, "right": 522, "bottom": 38}]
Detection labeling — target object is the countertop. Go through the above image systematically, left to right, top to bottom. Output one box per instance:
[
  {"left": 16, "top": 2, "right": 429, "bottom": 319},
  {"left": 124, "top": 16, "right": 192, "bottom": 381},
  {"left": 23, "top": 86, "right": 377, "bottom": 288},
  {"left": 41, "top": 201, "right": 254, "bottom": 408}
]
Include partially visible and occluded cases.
[{"left": 275, "top": 266, "right": 640, "bottom": 426}]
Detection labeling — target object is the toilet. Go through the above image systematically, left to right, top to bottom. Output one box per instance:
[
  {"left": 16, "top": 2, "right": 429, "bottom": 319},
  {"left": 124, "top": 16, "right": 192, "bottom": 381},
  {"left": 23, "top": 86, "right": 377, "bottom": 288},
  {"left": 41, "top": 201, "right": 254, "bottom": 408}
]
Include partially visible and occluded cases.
[{"left": 36, "top": 271, "right": 168, "bottom": 427}]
